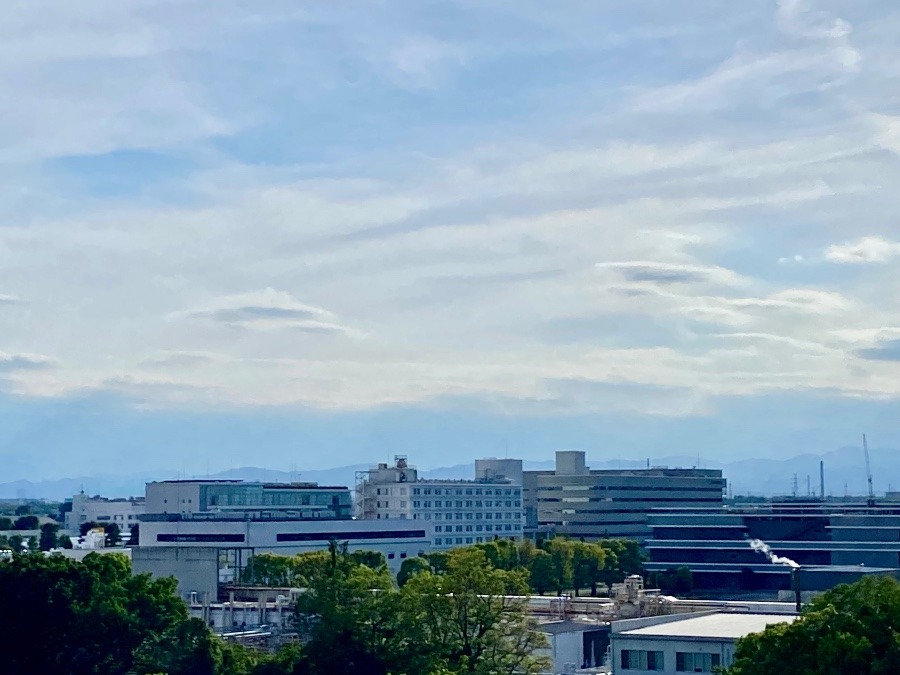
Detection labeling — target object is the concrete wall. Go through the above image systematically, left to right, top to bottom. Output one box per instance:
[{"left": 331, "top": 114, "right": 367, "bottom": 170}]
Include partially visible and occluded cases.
[
  {"left": 138, "top": 518, "right": 432, "bottom": 574},
  {"left": 132, "top": 546, "right": 219, "bottom": 600},
  {"left": 610, "top": 635, "right": 733, "bottom": 675}
]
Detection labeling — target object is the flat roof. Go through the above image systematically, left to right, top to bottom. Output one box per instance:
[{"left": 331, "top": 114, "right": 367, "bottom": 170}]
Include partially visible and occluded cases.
[{"left": 619, "top": 613, "right": 797, "bottom": 640}]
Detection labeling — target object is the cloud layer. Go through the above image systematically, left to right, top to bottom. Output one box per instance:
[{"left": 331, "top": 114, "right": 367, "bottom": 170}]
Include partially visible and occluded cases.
[{"left": 1, "top": 0, "right": 899, "bottom": 425}]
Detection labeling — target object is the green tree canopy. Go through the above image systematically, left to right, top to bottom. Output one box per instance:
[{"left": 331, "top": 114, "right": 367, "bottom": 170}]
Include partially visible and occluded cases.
[{"left": 726, "top": 575, "right": 900, "bottom": 675}]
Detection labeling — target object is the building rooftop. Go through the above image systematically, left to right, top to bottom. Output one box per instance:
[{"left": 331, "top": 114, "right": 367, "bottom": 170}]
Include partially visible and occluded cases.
[
  {"left": 618, "top": 612, "right": 797, "bottom": 640},
  {"left": 539, "top": 620, "right": 607, "bottom": 635}
]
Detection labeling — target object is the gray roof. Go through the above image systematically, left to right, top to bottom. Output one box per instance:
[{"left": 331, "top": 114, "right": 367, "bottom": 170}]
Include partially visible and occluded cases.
[
  {"left": 618, "top": 613, "right": 797, "bottom": 640},
  {"left": 540, "top": 620, "right": 607, "bottom": 635}
]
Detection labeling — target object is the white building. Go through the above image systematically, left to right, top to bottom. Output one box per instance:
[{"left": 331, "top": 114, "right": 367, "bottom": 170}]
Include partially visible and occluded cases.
[
  {"left": 355, "top": 456, "right": 524, "bottom": 550},
  {"left": 134, "top": 479, "right": 433, "bottom": 599},
  {"left": 64, "top": 492, "right": 145, "bottom": 533},
  {"left": 138, "top": 516, "right": 431, "bottom": 572},
  {"left": 610, "top": 611, "right": 797, "bottom": 674},
  {"left": 537, "top": 619, "right": 610, "bottom": 674}
]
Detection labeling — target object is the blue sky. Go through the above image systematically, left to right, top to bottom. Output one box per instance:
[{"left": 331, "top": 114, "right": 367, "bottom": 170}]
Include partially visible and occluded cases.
[{"left": 1, "top": 1, "right": 900, "bottom": 480}]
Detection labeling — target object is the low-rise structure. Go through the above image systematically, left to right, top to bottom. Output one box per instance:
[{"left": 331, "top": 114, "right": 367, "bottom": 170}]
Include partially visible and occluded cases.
[
  {"left": 355, "top": 456, "right": 524, "bottom": 550},
  {"left": 134, "top": 479, "right": 432, "bottom": 600},
  {"left": 64, "top": 492, "right": 145, "bottom": 532},
  {"left": 646, "top": 500, "right": 900, "bottom": 593},
  {"left": 610, "top": 612, "right": 797, "bottom": 674}
]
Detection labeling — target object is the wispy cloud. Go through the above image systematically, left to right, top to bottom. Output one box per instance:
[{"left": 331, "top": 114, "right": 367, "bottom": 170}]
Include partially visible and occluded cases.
[
  {"left": 825, "top": 236, "right": 900, "bottom": 264},
  {"left": 181, "top": 288, "right": 358, "bottom": 335}
]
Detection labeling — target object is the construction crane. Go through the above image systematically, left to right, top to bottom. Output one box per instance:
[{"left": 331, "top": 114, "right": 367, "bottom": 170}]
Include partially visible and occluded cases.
[{"left": 863, "top": 434, "right": 875, "bottom": 504}]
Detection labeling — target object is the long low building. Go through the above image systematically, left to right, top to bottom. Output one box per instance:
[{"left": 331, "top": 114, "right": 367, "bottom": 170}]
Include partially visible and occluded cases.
[
  {"left": 134, "top": 479, "right": 432, "bottom": 601},
  {"left": 645, "top": 500, "right": 900, "bottom": 593},
  {"left": 138, "top": 516, "right": 431, "bottom": 568},
  {"left": 610, "top": 611, "right": 797, "bottom": 674}
]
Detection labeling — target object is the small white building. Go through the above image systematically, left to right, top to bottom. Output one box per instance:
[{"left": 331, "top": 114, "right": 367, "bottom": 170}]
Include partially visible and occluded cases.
[
  {"left": 65, "top": 492, "right": 145, "bottom": 533},
  {"left": 610, "top": 611, "right": 797, "bottom": 674},
  {"left": 538, "top": 619, "right": 610, "bottom": 674}
]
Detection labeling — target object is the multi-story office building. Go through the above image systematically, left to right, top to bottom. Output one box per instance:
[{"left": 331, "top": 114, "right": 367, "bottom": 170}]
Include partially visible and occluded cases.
[
  {"left": 523, "top": 451, "right": 726, "bottom": 541},
  {"left": 355, "top": 456, "right": 524, "bottom": 550},
  {"left": 134, "top": 479, "right": 432, "bottom": 599},
  {"left": 144, "top": 479, "right": 352, "bottom": 520},
  {"left": 64, "top": 492, "right": 145, "bottom": 532},
  {"left": 645, "top": 500, "right": 900, "bottom": 593}
]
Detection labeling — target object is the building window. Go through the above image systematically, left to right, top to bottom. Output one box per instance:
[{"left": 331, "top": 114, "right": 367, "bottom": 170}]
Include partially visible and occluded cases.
[
  {"left": 413, "top": 488, "right": 420, "bottom": 495},
  {"left": 435, "top": 538, "right": 442, "bottom": 545},
  {"left": 400, "top": 552, "right": 407, "bottom": 559},
  {"left": 388, "top": 553, "right": 395, "bottom": 559},
  {"left": 622, "top": 650, "right": 664, "bottom": 671},
  {"left": 676, "top": 652, "right": 720, "bottom": 672}
]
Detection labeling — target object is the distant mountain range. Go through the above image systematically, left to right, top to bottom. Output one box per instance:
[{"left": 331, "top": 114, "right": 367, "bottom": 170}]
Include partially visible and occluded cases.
[{"left": 1, "top": 445, "right": 896, "bottom": 501}]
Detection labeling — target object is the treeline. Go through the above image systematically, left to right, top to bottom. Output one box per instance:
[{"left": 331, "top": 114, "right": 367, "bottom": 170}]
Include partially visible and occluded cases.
[
  {"left": 244, "top": 537, "right": 643, "bottom": 598},
  {"left": 0, "top": 545, "right": 552, "bottom": 674}
]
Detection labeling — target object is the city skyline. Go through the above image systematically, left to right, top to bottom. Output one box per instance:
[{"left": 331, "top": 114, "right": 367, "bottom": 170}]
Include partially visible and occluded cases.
[{"left": 2, "top": 2, "right": 900, "bottom": 478}]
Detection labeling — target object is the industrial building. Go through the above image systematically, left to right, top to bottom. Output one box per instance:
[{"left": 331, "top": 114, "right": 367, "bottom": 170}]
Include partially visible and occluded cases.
[
  {"left": 523, "top": 452, "right": 726, "bottom": 541},
  {"left": 355, "top": 456, "right": 524, "bottom": 550},
  {"left": 133, "top": 479, "right": 432, "bottom": 600},
  {"left": 645, "top": 500, "right": 900, "bottom": 593},
  {"left": 610, "top": 612, "right": 797, "bottom": 674}
]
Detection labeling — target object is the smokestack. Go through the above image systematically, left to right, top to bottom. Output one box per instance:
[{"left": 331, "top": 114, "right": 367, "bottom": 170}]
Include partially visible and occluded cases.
[
  {"left": 820, "top": 461, "right": 825, "bottom": 500},
  {"left": 792, "top": 567, "right": 802, "bottom": 613}
]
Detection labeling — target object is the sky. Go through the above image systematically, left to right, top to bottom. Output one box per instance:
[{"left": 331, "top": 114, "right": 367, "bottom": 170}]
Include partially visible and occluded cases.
[{"left": 1, "top": 1, "right": 900, "bottom": 481}]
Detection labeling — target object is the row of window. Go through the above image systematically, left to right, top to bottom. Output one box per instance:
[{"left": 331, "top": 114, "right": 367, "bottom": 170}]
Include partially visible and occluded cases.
[
  {"left": 413, "top": 488, "right": 520, "bottom": 497},
  {"left": 413, "top": 500, "right": 521, "bottom": 509},
  {"left": 414, "top": 512, "right": 521, "bottom": 521},
  {"left": 434, "top": 524, "right": 521, "bottom": 533},
  {"left": 435, "top": 536, "right": 515, "bottom": 546},
  {"left": 620, "top": 650, "right": 721, "bottom": 672}
]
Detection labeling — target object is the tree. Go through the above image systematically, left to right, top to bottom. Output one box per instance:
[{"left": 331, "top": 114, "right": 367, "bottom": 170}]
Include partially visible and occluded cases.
[
  {"left": 14, "top": 504, "right": 31, "bottom": 516},
  {"left": 14, "top": 515, "right": 39, "bottom": 530},
  {"left": 0, "top": 516, "right": 13, "bottom": 530},
  {"left": 80, "top": 521, "right": 101, "bottom": 536},
  {"left": 39, "top": 522, "right": 60, "bottom": 551},
  {"left": 104, "top": 522, "right": 122, "bottom": 547},
  {"left": 128, "top": 523, "right": 140, "bottom": 546},
  {"left": 7, "top": 534, "right": 24, "bottom": 552},
  {"left": 545, "top": 538, "right": 574, "bottom": 594},
  {"left": 572, "top": 542, "right": 606, "bottom": 597},
  {"left": 295, "top": 547, "right": 422, "bottom": 675},
  {"left": 403, "top": 548, "right": 549, "bottom": 674},
  {"left": 528, "top": 550, "right": 555, "bottom": 596},
  {"left": 0, "top": 552, "right": 190, "bottom": 674},
  {"left": 397, "top": 555, "right": 431, "bottom": 587},
  {"left": 725, "top": 575, "right": 900, "bottom": 675},
  {"left": 134, "top": 617, "right": 222, "bottom": 675}
]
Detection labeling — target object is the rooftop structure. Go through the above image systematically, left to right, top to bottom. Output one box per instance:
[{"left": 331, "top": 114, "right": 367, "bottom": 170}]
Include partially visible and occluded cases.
[{"left": 144, "top": 479, "right": 352, "bottom": 521}]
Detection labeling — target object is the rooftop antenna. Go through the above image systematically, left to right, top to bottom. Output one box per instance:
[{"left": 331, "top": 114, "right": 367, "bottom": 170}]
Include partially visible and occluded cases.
[{"left": 863, "top": 434, "right": 875, "bottom": 505}]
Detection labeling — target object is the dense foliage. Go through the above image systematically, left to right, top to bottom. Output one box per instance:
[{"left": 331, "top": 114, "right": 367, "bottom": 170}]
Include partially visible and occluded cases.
[
  {"left": 394, "top": 537, "right": 642, "bottom": 597},
  {"left": 293, "top": 543, "right": 549, "bottom": 675},
  {"left": 725, "top": 575, "right": 900, "bottom": 675}
]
